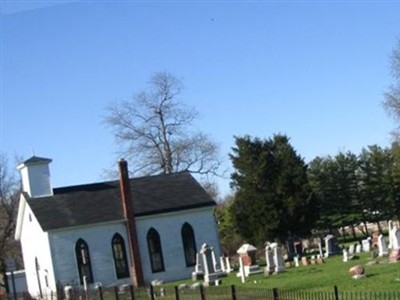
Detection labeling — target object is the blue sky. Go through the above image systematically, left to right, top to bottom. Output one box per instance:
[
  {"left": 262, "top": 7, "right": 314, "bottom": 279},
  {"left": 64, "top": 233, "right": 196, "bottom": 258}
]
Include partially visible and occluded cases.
[{"left": 1, "top": 0, "right": 400, "bottom": 197}]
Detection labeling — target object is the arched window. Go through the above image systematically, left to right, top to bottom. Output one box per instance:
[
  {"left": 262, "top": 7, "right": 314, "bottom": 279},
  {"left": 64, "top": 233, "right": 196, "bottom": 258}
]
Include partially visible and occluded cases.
[
  {"left": 181, "top": 222, "right": 197, "bottom": 266},
  {"left": 147, "top": 228, "right": 164, "bottom": 273},
  {"left": 112, "top": 233, "right": 130, "bottom": 279},
  {"left": 75, "top": 239, "right": 93, "bottom": 284},
  {"left": 35, "top": 257, "right": 43, "bottom": 298}
]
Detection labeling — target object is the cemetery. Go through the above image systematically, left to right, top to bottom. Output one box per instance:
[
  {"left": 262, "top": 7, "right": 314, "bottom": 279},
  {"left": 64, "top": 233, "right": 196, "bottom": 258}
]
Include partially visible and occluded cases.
[
  {"left": 160, "top": 223, "right": 400, "bottom": 294},
  {"left": 8, "top": 224, "right": 400, "bottom": 300},
  {"left": 7, "top": 225, "right": 400, "bottom": 300},
  {"left": 49, "top": 232, "right": 400, "bottom": 300}
]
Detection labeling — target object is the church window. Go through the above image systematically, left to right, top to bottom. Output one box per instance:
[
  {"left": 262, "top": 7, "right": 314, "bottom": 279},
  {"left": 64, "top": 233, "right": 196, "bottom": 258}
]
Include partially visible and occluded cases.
[
  {"left": 181, "top": 222, "right": 197, "bottom": 266},
  {"left": 147, "top": 228, "right": 164, "bottom": 273},
  {"left": 112, "top": 233, "right": 130, "bottom": 279},
  {"left": 75, "top": 239, "right": 94, "bottom": 285},
  {"left": 35, "top": 257, "right": 43, "bottom": 298}
]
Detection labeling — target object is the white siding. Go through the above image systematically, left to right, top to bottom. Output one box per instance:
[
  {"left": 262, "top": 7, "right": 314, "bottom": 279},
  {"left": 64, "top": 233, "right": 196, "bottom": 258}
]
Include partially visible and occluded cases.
[
  {"left": 19, "top": 163, "right": 52, "bottom": 198},
  {"left": 19, "top": 205, "right": 55, "bottom": 298},
  {"left": 21, "top": 205, "right": 220, "bottom": 293},
  {"left": 136, "top": 206, "right": 221, "bottom": 283},
  {"left": 48, "top": 222, "right": 132, "bottom": 288}
]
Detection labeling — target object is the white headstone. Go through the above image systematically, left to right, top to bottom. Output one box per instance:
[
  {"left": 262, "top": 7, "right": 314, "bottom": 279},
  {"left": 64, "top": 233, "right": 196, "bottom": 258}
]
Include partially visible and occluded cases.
[
  {"left": 388, "top": 220, "right": 394, "bottom": 249},
  {"left": 391, "top": 226, "right": 400, "bottom": 250},
  {"left": 378, "top": 234, "right": 388, "bottom": 256},
  {"left": 324, "top": 235, "right": 335, "bottom": 257},
  {"left": 362, "top": 238, "right": 371, "bottom": 252},
  {"left": 318, "top": 241, "right": 323, "bottom": 258},
  {"left": 265, "top": 244, "right": 276, "bottom": 274},
  {"left": 348, "top": 244, "right": 355, "bottom": 255},
  {"left": 355, "top": 244, "right": 362, "bottom": 253},
  {"left": 273, "top": 246, "right": 285, "bottom": 273},
  {"left": 343, "top": 249, "right": 349, "bottom": 262},
  {"left": 211, "top": 250, "right": 221, "bottom": 272},
  {"left": 195, "top": 253, "right": 203, "bottom": 273},
  {"left": 293, "top": 255, "right": 299, "bottom": 267},
  {"left": 219, "top": 256, "right": 226, "bottom": 272},
  {"left": 239, "top": 256, "right": 246, "bottom": 283},
  {"left": 225, "top": 257, "right": 232, "bottom": 273}
]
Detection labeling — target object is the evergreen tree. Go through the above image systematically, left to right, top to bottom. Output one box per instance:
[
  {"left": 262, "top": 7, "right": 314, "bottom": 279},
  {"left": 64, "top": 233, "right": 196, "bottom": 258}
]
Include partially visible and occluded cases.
[
  {"left": 230, "top": 134, "right": 317, "bottom": 246},
  {"left": 358, "top": 145, "right": 392, "bottom": 232}
]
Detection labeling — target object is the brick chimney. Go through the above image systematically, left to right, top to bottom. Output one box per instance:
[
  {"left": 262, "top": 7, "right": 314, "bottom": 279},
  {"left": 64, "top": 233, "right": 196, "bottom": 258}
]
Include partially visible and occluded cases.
[{"left": 118, "top": 159, "right": 144, "bottom": 287}]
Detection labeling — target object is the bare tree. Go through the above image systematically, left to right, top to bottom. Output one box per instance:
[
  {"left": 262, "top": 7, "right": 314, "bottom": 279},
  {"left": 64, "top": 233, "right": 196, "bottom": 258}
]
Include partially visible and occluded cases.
[
  {"left": 384, "top": 39, "right": 400, "bottom": 138},
  {"left": 105, "top": 71, "right": 222, "bottom": 178},
  {"left": 0, "top": 154, "right": 22, "bottom": 288}
]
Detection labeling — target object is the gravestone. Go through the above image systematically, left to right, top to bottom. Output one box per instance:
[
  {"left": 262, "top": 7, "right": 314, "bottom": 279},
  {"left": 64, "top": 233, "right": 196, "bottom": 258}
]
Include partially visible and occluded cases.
[
  {"left": 388, "top": 220, "right": 394, "bottom": 249},
  {"left": 389, "top": 226, "right": 400, "bottom": 262},
  {"left": 391, "top": 226, "right": 400, "bottom": 249},
  {"left": 371, "top": 232, "right": 380, "bottom": 248},
  {"left": 324, "top": 234, "right": 337, "bottom": 257},
  {"left": 378, "top": 234, "right": 388, "bottom": 257},
  {"left": 362, "top": 238, "right": 371, "bottom": 252},
  {"left": 318, "top": 240, "right": 324, "bottom": 258},
  {"left": 200, "top": 243, "right": 219, "bottom": 286},
  {"left": 264, "top": 243, "right": 277, "bottom": 274},
  {"left": 355, "top": 243, "right": 362, "bottom": 253},
  {"left": 237, "top": 244, "right": 262, "bottom": 277},
  {"left": 348, "top": 244, "right": 355, "bottom": 255},
  {"left": 273, "top": 246, "right": 285, "bottom": 273},
  {"left": 343, "top": 249, "right": 349, "bottom": 262},
  {"left": 211, "top": 250, "right": 222, "bottom": 273},
  {"left": 192, "top": 253, "right": 204, "bottom": 281},
  {"left": 316, "top": 254, "right": 324, "bottom": 264},
  {"left": 293, "top": 255, "right": 299, "bottom": 267},
  {"left": 219, "top": 256, "right": 226, "bottom": 272},
  {"left": 238, "top": 256, "right": 245, "bottom": 283},
  {"left": 301, "top": 256, "right": 309, "bottom": 266},
  {"left": 225, "top": 257, "right": 232, "bottom": 273}
]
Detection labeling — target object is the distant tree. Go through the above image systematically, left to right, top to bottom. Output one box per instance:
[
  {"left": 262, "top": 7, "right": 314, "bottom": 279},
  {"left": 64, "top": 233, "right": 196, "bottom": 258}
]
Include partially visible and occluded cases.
[
  {"left": 383, "top": 39, "right": 400, "bottom": 138},
  {"left": 104, "top": 71, "right": 222, "bottom": 178},
  {"left": 230, "top": 134, "right": 317, "bottom": 246},
  {"left": 389, "top": 142, "right": 400, "bottom": 220},
  {"left": 358, "top": 145, "right": 393, "bottom": 232},
  {"left": 308, "top": 152, "right": 361, "bottom": 239},
  {"left": 0, "top": 154, "right": 22, "bottom": 289},
  {"left": 214, "top": 194, "right": 244, "bottom": 256}
]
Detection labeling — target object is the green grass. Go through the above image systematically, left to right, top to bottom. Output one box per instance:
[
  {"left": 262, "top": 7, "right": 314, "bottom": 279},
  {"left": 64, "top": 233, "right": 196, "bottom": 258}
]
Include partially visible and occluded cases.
[{"left": 164, "top": 253, "right": 400, "bottom": 292}]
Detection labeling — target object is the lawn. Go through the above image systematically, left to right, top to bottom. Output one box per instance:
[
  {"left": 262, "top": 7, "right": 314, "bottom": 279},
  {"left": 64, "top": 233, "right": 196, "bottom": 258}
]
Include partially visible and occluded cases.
[{"left": 164, "top": 253, "right": 400, "bottom": 292}]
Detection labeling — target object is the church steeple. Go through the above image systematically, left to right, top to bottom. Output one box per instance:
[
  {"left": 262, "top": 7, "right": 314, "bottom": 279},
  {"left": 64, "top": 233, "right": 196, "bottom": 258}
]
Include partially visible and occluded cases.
[{"left": 17, "top": 156, "right": 53, "bottom": 198}]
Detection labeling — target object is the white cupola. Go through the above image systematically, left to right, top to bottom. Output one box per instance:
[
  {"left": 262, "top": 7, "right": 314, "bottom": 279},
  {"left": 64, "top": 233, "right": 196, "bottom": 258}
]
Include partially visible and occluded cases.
[{"left": 17, "top": 156, "right": 53, "bottom": 198}]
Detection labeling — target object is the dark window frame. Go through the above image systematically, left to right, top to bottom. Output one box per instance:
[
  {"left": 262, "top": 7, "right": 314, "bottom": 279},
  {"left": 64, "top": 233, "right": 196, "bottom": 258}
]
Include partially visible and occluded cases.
[
  {"left": 181, "top": 222, "right": 197, "bottom": 267},
  {"left": 147, "top": 228, "right": 165, "bottom": 273},
  {"left": 112, "top": 233, "right": 130, "bottom": 279},
  {"left": 75, "top": 238, "right": 94, "bottom": 285}
]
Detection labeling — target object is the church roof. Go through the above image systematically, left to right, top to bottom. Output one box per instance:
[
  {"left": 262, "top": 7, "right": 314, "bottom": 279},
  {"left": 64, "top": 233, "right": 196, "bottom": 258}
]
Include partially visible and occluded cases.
[
  {"left": 21, "top": 156, "right": 52, "bottom": 165},
  {"left": 27, "top": 171, "right": 216, "bottom": 231}
]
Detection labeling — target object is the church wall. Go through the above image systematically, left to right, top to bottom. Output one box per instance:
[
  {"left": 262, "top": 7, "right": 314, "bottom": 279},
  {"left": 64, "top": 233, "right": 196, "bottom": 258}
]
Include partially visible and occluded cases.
[
  {"left": 20, "top": 204, "right": 55, "bottom": 298},
  {"left": 24, "top": 206, "right": 220, "bottom": 291},
  {"left": 136, "top": 206, "right": 221, "bottom": 283},
  {"left": 48, "top": 221, "right": 132, "bottom": 289}
]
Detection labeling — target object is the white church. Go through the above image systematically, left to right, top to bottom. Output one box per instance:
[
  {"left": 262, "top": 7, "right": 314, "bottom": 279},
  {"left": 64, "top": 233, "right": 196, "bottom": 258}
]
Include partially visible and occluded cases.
[{"left": 15, "top": 156, "right": 221, "bottom": 298}]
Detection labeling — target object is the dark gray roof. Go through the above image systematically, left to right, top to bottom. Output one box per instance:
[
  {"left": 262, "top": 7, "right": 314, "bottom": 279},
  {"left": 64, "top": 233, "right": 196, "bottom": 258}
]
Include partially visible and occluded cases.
[
  {"left": 22, "top": 156, "right": 52, "bottom": 165},
  {"left": 27, "top": 172, "right": 216, "bottom": 231}
]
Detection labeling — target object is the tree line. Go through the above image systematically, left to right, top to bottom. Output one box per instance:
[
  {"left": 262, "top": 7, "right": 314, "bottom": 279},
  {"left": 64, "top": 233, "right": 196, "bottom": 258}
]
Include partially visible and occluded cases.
[{"left": 216, "top": 137, "right": 400, "bottom": 255}]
